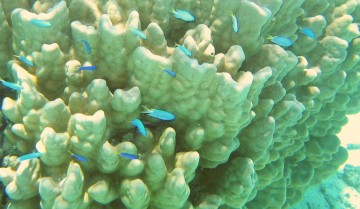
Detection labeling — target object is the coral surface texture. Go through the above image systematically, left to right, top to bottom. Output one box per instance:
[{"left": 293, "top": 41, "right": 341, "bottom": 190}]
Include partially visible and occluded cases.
[{"left": 0, "top": 0, "right": 359, "bottom": 208}]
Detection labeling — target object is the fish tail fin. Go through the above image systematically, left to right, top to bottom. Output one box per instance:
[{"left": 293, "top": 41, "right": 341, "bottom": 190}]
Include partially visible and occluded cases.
[
  {"left": 171, "top": 8, "right": 176, "bottom": 14},
  {"left": 229, "top": 11, "right": 234, "bottom": 17},
  {"left": 266, "top": 34, "right": 273, "bottom": 40},
  {"left": 141, "top": 105, "right": 152, "bottom": 113}
]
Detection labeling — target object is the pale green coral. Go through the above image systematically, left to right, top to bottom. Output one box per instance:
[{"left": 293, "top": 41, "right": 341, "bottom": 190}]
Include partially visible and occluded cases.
[
  {"left": 0, "top": 0, "right": 359, "bottom": 209},
  {"left": 36, "top": 127, "right": 71, "bottom": 166},
  {"left": 5, "top": 159, "right": 40, "bottom": 200},
  {"left": 41, "top": 162, "right": 91, "bottom": 209},
  {"left": 120, "top": 178, "right": 150, "bottom": 209}
]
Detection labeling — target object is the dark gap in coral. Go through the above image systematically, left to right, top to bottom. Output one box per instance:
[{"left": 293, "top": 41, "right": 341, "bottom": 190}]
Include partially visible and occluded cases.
[
  {"left": 188, "top": 167, "right": 218, "bottom": 206},
  {"left": 0, "top": 183, "right": 6, "bottom": 207}
]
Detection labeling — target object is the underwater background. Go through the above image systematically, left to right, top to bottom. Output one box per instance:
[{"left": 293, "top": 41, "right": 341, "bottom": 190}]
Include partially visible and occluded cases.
[
  {"left": 0, "top": 0, "right": 360, "bottom": 208},
  {"left": 291, "top": 114, "right": 360, "bottom": 209}
]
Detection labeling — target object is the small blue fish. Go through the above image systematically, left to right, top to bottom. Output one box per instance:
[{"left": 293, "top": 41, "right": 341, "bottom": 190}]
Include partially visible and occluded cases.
[
  {"left": 171, "top": 8, "right": 195, "bottom": 22},
  {"left": 230, "top": 11, "right": 239, "bottom": 33},
  {"left": 30, "top": 19, "right": 52, "bottom": 28},
  {"left": 300, "top": 27, "right": 316, "bottom": 39},
  {"left": 130, "top": 28, "right": 147, "bottom": 40},
  {"left": 267, "top": 35, "right": 293, "bottom": 47},
  {"left": 80, "top": 40, "right": 91, "bottom": 53},
  {"left": 176, "top": 44, "right": 192, "bottom": 57},
  {"left": 14, "top": 55, "right": 34, "bottom": 67},
  {"left": 78, "top": 65, "right": 96, "bottom": 71},
  {"left": 159, "top": 66, "right": 176, "bottom": 77},
  {"left": 163, "top": 69, "right": 176, "bottom": 77},
  {"left": 1, "top": 80, "right": 23, "bottom": 91},
  {"left": 142, "top": 106, "right": 176, "bottom": 121},
  {"left": 131, "top": 118, "right": 147, "bottom": 136},
  {"left": 18, "top": 152, "right": 42, "bottom": 162},
  {"left": 70, "top": 152, "right": 88, "bottom": 162},
  {"left": 119, "top": 152, "right": 138, "bottom": 160}
]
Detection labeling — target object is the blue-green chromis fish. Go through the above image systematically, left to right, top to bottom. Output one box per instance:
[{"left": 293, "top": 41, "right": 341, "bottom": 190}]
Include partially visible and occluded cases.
[
  {"left": 171, "top": 8, "right": 195, "bottom": 22},
  {"left": 230, "top": 11, "right": 239, "bottom": 33},
  {"left": 30, "top": 19, "right": 52, "bottom": 28},
  {"left": 300, "top": 27, "right": 316, "bottom": 39},
  {"left": 130, "top": 28, "right": 147, "bottom": 40},
  {"left": 267, "top": 35, "right": 293, "bottom": 47},
  {"left": 81, "top": 40, "right": 91, "bottom": 53},
  {"left": 176, "top": 44, "right": 192, "bottom": 57},
  {"left": 14, "top": 55, "right": 34, "bottom": 67},
  {"left": 78, "top": 65, "right": 96, "bottom": 71},
  {"left": 159, "top": 66, "right": 176, "bottom": 77},
  {"left": 163, "top": 69, "right": 176, "bottom": 77},
  {"left": 1, "top": 80, "right": 23, "bottom": 91},
  {"left": 142, "top": 106, "right": 176, "bottom": 121},
  {"left": 131, "top": 118, "right": 147, "bottom": 136},
  {"left": 18, "top": 152, "right": 42, "bottom": 162},
  {"left": 69, "top": 152, "right": 88, "bottom": 162},
  {"left": 119, "top": 152, "right": 138, "bottom": 160}
]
